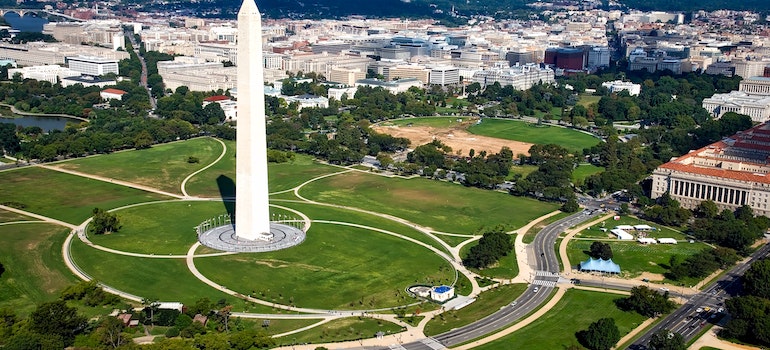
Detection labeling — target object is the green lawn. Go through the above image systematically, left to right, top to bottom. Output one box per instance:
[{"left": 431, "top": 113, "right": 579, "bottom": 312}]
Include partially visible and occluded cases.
[
  {"left": 578, "top": 94, "right": 601, "bottom": 108},
  {"left": 383, "top": 116, "right": 474, "bottom": 128},
  {"left": 468, "top": 119, "right": 600, "bottom": 154},
  {"left": 54, "top": 137, "right": 223, "bottom": 195},
  {"left": 184, "top": 141, "right": 341, "bottom": 198},
  {"left": 573, "top": 163, "right": 604, "bottom": 185},
  {"left": 508, "top": 164, "right": 538, "bottom": 180},
  {"left": 0, "top": 167, "right": 170, "bottom": 224},
  {"left": 298, "top": 171, "right": 558, "bottom": 234},
  {"left": 88, "top": 200, "right": 227, "bottom": 255},
  {"left": 273, "top": 201, "right": 450, "bottom": 255},
  {"left": 0, "top": 208, "right": 35, "bottom": 223},
  {"left": 194, "top": 222, "right": 455, "bottom": 310},
  {"left": 0, "top": 223, "right": 78, "bottom": 316},
  {"left": 435, "top": 234, "right": 476, "bottom": 248},
  {"left": 68, "top": 239, "right": 278, "bottom": 314},
  {"left": 460, "top": 240, "right": 519, "bottom": 279},
  {"left": 567, "top": 240, "right": 711, "bottom": 282},
  {"left": 424, "top": 284, "right": 527, "bottom": 336},
  {"left": 473, "top": 289, "right": 647, "bottom": 350},
  {"left": 275, "top": 317, "right": 403, "bottom": 345},
  {"left": 238, "top": 318, "right": 323, "bottom": 336}
]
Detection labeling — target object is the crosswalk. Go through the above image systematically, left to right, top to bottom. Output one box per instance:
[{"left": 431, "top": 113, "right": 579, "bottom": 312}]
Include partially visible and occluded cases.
[
  {"left": 535, "top": 270, "right": 560, "bottom": 277},
  {"left": 532, "top": 279, "right": 558, "bottom": 287},
  {"left": 421, "top": 338, "right": 446, "bottom": 350},
  {"left": 388, "top": 345, "right": 407, "bottom": 350}
]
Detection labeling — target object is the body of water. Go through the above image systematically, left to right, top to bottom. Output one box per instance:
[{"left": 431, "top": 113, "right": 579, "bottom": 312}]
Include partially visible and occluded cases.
[
  {"left": 3, "top": 12, "right": 49, "bottom": 32},
  {"left": 1, "top": 116, "right": 73, "bottom": 131}
]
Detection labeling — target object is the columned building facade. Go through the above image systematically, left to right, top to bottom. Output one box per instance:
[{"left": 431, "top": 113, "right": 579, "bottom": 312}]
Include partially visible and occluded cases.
[{"left": 651, "top": 123, "right": 770, "bottom": 217}]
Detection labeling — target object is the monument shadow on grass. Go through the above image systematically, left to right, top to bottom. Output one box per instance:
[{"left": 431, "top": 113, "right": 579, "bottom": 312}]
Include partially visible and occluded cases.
[{"left": 216, "top": 175, "right": 236, "bottom": 224}]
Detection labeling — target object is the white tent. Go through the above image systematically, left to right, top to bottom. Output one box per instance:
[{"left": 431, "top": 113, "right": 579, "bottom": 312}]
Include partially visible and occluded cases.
[
  {"left": 611, "top": 229, "right": 633, "bottom": 240},
  {"left": 637, "top": 237, "right": 657, "bottom": 244},
  {"left": 658, "top": 238, "right": 678, "bottom": 244}
]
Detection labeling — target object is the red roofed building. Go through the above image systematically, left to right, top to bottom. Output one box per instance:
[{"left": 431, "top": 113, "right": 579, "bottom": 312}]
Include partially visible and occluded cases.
[
  {"left": 100, "top": 88, "right": 127, "bottom": 101},
  {"left": 203, "top": 95, "right": 237, "bottom": 121},
  {"left": 652, "top": 122, "right": 770, "bottom": 216}
]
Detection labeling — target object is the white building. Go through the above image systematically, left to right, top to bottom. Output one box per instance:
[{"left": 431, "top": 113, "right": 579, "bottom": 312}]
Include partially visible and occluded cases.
[
  {"left": 65, "top": 55, "right": 119, "bottom": 76},
  {"left": 471, "top": 64, "right": 554, "bottom": 90},
  {"left": 8, "top": 65, "right": 80, "bottom": 84},
  {"left": 429, "top": 66, "right": 460, "bottom": 86},
  {"left": 62, "top": 76, "right": 116, "bottom": 88},
  {"left": 355, "top": 78, "right": 423, "bottom": 94},
  {"left": 601, "top": 80, "right": 641, "bottom": 96},
  {"left": 327, "top": 86, "right": 358, "bottom": 101},
  {"left": 100, "top": 88, "right": 127, "bottom": 100},
  {"left": 284, "top": 94, "right": 329, "bottom": 110},
  {"left": 203, "top": 95, "right": 238, "bottom": 120},
  {"left": 651, "top": 122, "right": 770, "bottom": 217},
  {"left": 610, "top": 228, "right": 633, "bottom": 240},
  {"left": 430, "top": 285, "right": 455, "bottom": 302}
]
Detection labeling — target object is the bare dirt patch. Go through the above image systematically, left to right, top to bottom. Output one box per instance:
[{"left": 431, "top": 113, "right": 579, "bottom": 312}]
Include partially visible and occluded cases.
[
  {"left": 372, "top": 122, "right": 533, "bottom": 157},
  {"left": 636, "top": 271, "right": 665, "bottom": 282}
]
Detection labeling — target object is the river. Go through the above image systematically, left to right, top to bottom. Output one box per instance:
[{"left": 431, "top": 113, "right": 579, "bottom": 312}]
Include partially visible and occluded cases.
[{"left": 3, "top": 12, "right": 49, "bottom": 32}]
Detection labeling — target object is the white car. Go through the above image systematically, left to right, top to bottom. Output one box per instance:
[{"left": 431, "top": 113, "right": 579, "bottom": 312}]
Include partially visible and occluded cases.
[{"left": 533, "top": 287, "right": 540, "bottom": 293}]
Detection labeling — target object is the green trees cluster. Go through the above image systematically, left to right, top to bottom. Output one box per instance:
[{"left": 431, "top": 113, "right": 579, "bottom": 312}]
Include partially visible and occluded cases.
[
  {"left": 156, "top": 88, "right": 226, "bottom": 125},
  {"left": 0, "top": 122, "right": 19, "bottom": 155},
  {"left": 512, "top": 143, "right": 575, "bottom": 201},
  {"left": 454, "top": 147, "right": 514, "bottom": 189},
  {"left": 643, "top": 194, "right": 692, "bottom": 227},
  {"left": 689, "top": 203, "right": 770, "bottom": 253},
  {"left": 89, "top": 208, "right": 121, "bottom": 235},
  {"left": 462, "top": 226, "right": 514, "bottom": 269},
  {"left": 589, "top": 241, "right": 613, "bottom": 260},
  {"left": 666, "top": 247, "right": 739, "bottom": 281},
  {"left": 721, "top": 259, "right": 770, "bottom": 347},
  {"left": 61, "top": 281, "right": 121, "bottom": 307},
  {"left": 617, "top": 286, "right": 676, "bottom": 317},
  {"left": 2, "top": 300, "right": 87, "bottom": 348},
  {"left": 577, "top": 317, "right": 620, "bottom": 350},
  {"left": 648, "top": 329, "right": 686, "bottom": 350}
]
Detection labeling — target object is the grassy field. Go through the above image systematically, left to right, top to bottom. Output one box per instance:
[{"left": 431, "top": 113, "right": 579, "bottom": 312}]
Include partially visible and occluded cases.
[
  {"left": 578, "top": 94, "right": 601, "bottom": 108},
  {"left": 383, "top": 116, "right": 474, "bottom": 128},
  {"left": 467, "top": 119, "right": 600, "bottom": 154},
  {"left": 54, "top": 137, "right": 223, "bottom": 195},
  {"left": 184, "top": 140, "right": 341, "bottom": 198},
  {"left": 573, "top": 163, "right": 604, "bottom": 185},
  {"left": 508, "top": 164, "right": 538, "bottom": 179},
  {"left": 0, "top": 167, "right": 169, "bottom": 224},
  {"left": 298, "top": 171, "right": 559, "bottom": 234},
  {"left": 88, "top": 200, "right": 227, "bottom": 255},
  {"left": 273, "top": 201, "right": 450, "bottom": 255},
  {"left": 0, "top": 208, "right": 35, "bottom": 223},
  {"left": 575, "top": 216, "right": 688, "bottom": 240},
  {"left": 194, "top": 222, "right": 455, "bottom": 310},
  {"left": 0, "top": 223, "right": 78, "bottom": 316},
  {"left": 435, "top": 234, "right": 476, "bottom": 248},
  {"left": 460, "top": 240, "right": 519, "bottom": 279},
  {"left": 567, "top": 240, "right": 711, "bottom": 282},
  {"left": 424, "top": 284, "right": 527, "bottom": 336},
  {"left": 473, "top": 289, "right": 647, "bottom": 350},
  {"left": 276, "top": 317, "right": 403, "bottom": 345},
  {"left": 239, "top": 318, "right": 323, "bottom": 336}
]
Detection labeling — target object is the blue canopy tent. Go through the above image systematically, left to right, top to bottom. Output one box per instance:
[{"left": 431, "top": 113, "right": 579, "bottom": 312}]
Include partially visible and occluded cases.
[{"left": 579, "top": 258, "right": 621, "bottom": 274}]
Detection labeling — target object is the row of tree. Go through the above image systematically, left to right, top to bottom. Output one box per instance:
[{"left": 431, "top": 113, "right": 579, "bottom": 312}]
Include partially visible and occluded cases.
[
  {"left": 462, "top": 226, "right": 514, "bottom": 269},
  {"left": 722, "top": 258, "right": 770, "bottom": 346}
]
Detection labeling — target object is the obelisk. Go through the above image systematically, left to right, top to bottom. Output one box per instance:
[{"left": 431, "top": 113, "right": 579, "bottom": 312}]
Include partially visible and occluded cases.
[{"left": 235, "top": 0, "right": 272, "bottom": 241}]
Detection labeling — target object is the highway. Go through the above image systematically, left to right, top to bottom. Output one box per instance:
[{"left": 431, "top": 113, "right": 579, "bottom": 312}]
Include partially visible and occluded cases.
[
  {"left": 389, "top": 209, "right": 603, "bottom": 350},
  {"left": 626, "top": 242, "right": 770, "bottom": 349}
]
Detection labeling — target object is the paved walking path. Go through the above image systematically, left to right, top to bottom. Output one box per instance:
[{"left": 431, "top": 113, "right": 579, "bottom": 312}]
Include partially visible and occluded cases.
[
  {"left": 180, "top": 138, "right": 227, "bottom": 197},
  {"left": 39, "top": 164, "right": 185, "bottom": 199}
]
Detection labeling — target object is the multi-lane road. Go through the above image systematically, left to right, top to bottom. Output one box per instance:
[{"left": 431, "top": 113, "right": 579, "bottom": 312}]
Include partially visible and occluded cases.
[
  {"left": 389, "top": 209, "right": 603, "bottom": 350},
  {"left": 627, "top": 242, "right": 770, "bottom": 349}
]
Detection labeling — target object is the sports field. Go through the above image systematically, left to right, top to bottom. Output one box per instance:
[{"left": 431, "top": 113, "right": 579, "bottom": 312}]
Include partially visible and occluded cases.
[{"left": 467, "top": 119, "right": 600, "bottom": 154}]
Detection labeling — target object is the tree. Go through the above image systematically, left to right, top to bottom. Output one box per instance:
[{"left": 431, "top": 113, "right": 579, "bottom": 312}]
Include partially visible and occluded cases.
[
  {"left": 0, "top": 123, "right": 20, "bottom": 155},
  {"left": 562, "top": 196, "right": 580, "bottom": 212},
  {"left": 89, "top": 208, "right": 121, "bottom": 235},
  {"left": 462, "top": 226, "right": 514, "bottom": 269},
  {"left": 589, "top": 241, "right": 613, "bottom": 260},
  {"left": 743, "top": 259, "right": 770, "bottom": 299},
  {"left": 618, "top": 286, "right": 676, "bottom": 317},
  {"left": 27, "top": 300, "right": 87, "bottom": 346},
  {"left": 95, "top": 316, "right": 127, "bottom": 349},
  {"left": 577, "top": 317, "right": 620, "bottom": 350},
  {"left": 648, "top": 329, "right": 685, "bottom": 350}
]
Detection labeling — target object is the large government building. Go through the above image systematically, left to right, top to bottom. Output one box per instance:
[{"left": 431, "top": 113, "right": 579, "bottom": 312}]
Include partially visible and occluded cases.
[{"left": 651, "top": 122, "right": 770, "bottom": 217}]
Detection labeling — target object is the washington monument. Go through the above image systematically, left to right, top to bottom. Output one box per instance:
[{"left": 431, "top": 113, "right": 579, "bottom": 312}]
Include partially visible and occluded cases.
[{"left": 235, "top": 0, "right": 272, "bottom": 241}]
